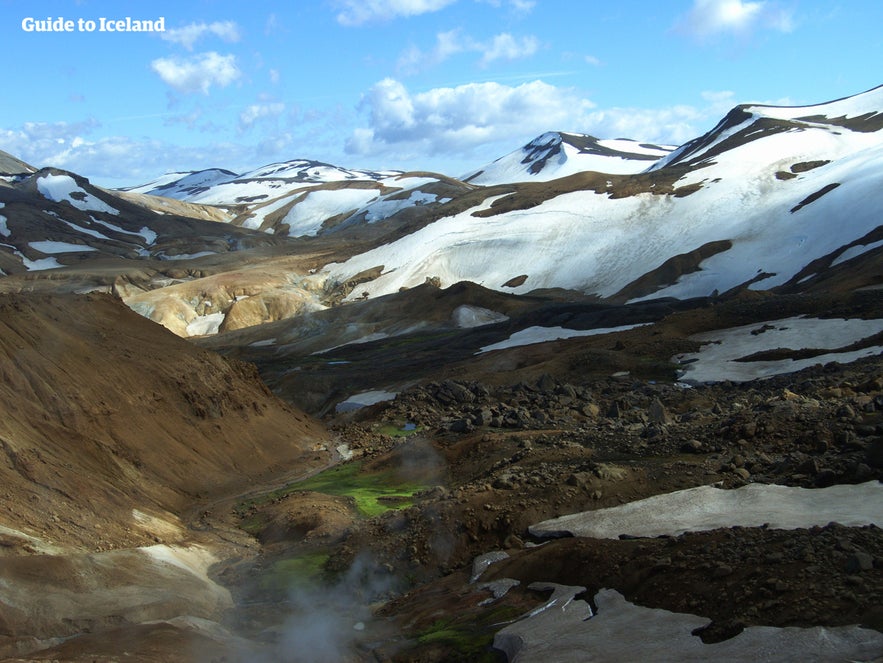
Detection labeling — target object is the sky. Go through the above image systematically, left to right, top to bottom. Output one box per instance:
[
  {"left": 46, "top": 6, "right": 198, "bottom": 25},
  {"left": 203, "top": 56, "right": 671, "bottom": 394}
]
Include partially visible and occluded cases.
[{"left": 1, "top": 0, "right": 881, "bottom": 187}]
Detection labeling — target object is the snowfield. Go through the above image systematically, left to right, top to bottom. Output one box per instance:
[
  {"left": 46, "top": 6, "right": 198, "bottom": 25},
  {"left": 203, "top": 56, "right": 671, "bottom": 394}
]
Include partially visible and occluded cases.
[
  {"left": 37, "top": 174, "right": 120, "bottom": 215},
  {"left": 29, "top": 240, "right": 98, "bottom": 254},
  {"left": 675, "top": 316, "right": 883, "bottom": 383},
  {"left": 477, "top": 323, "right": 651, "bottom": 354},
  {"left": 530, "top": 480, "right": 883, "bottom": 539},
  {"left": 494, "top": 586, "right": 883, "bottom": 663}
]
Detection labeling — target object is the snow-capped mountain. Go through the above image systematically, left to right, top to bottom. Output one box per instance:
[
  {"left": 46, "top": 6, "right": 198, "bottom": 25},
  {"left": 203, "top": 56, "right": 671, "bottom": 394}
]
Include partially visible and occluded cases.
[
  {"left": 3, "top": 85, "right": 882, "bottom": 338},
  {"left": 329, "top": 85, "right": 883, "bottom": 304},
  {"left": 462, "top": 131, "right": 674, "bottom": 185},
  {"left": 123, "top": 159, "right": 467, "bottom": 238},
  {"left": 126, "top": 160, "right": 398, "bottom": 205},
  {"left": 0, "top": 167, "right": 292, "bottom": 277}
]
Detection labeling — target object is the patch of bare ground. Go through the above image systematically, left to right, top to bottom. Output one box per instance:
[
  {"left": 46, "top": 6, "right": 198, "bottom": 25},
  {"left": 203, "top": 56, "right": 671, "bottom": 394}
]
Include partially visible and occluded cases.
[{"left": 791, "top": 182, "right": 841, "bottom": 213}]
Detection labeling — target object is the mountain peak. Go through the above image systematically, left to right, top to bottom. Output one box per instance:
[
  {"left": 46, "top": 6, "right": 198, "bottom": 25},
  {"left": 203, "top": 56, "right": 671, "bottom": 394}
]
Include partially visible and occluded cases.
[{"left": 463, "top": 131, "right": 673, "bottom": 185}]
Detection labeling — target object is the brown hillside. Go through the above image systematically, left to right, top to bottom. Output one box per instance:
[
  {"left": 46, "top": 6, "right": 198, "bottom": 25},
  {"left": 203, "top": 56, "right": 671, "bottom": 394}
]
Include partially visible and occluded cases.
[{"left": 0, "top": 293, "right": 329, "bottom": 552}]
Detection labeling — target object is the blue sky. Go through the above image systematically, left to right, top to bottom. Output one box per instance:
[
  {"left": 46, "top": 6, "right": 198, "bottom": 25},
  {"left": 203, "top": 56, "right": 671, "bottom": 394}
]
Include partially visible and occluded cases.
[{"left": 1, "top": 0, "right": 881, "bottom": 186}]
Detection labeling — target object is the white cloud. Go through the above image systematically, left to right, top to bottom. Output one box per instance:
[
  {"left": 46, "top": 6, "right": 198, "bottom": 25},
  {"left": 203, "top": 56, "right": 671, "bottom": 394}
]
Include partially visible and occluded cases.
[
  {"left": 334, "top": 0, "right": 457, "bottom": 26},
  {"left": 677, "top": 0, "right": 795, "bottom": 38},
  {"left": 160, "top": 21, "right": 241, "bottom": 50},
  {"left": 397, "top": 29, "right": 540, "bottom": 73},
  {"left": 479, "top": 33, "right": 540, "bottom": 66},
  {"left": 150, "top": 52, "right": 240, "bottom": 94},
  {"left": 347, "top": 78, "right": 745, "bottom": 167},
  {"left": 348, "top": 78, "right": 597, "bottom": 158},
  {"left": 239, "top": 102, "right": 286, "bottom": 130}
]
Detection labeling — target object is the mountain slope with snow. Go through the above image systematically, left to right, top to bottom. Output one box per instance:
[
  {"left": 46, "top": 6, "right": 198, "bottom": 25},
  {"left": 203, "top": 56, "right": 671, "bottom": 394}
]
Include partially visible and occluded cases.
[
  {"left": 327, "top": 85, "right": 883, "bottom": 304},
  {"left": 463, "top": 131, "right": 674, "bottom": 185},
  {"left": 124, "top": 160, "right": 469, "bottom": 238},
  {"left": 0, "top": 167, "right": 294, "bottom": 277}
]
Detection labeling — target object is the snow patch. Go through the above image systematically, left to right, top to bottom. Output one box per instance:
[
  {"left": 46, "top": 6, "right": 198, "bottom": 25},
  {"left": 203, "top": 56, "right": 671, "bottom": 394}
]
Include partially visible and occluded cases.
[
  {"left": 37, "top": 174, "right": 119, "bottom": 215},
  {"left": 282, "top": 187, "right": 381, "bottom": 236},
  {"left": 61, "top": 219, "right": 110, "bottom": 240},
  {"left": 832, "top": 238, "right": 883, "bottom": 266},
  {"left": 29, "top": 240, "right": 97, "bottom": 254},
  {"left": 451, "top": 305, "right": 509, "bottom": 328},
  {"left": 185, "top": 312, "right": 225, "bottom": 336},
  {"left": 675, "top": 316, "right": 883, "bottom": 382},
  {"left": 478, "top": 323, "right": 650, "bottom": 354},
  {"left": 335, "top": 390, "right": 398, "bottom": 413},
  {"left": 530, "top": 481, "right": 883, "bottom": 539},
  {"left": 495, "top": 587, "right": 883, "bottom": 663}
]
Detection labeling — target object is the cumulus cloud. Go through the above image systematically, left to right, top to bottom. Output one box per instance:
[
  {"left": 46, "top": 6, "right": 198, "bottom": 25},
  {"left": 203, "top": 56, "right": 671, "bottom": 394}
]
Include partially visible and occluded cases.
[
  {"left": 334, "top": 0, "right": 457, "bottom": 26},
  {"left": 677, "top": 0, "right": 795, "bottom": 38},
  {"left": 160, "top": 20, "right": 241, "bottom": 50},
  {"left": 397, "top": 29, "right": 540, "bottom": 74},
  {"left": 150, "top": 52, "right": 241, "bottom": 94},
  {"left": 347, "top": 78, "right": 747, "bottom": 168},
  {"left": 347, "top": 78, "right": 597, "bottom": 157}
]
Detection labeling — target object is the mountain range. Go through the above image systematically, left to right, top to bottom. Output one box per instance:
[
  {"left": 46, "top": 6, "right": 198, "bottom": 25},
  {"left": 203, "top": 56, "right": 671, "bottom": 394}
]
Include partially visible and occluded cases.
[{"left": 1, "top": 85, "right": 882, "bottom": 661}]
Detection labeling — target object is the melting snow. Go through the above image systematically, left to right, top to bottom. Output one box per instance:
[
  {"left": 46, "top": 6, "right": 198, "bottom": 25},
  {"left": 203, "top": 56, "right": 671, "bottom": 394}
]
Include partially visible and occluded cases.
[
  {"left": 37, "top": 174, "right": 120, "bottom": 215},
  {"left": 281, "top": 187, "right": 381, "bottom": 236},
  {"left": 363, "top": 189, "right": 440, "bottom": 224},
  {"left": 0, "top": 207, "right": 8, "bottom": 238},
  {"left": 90, "top": 217, "right": 158, "bottom": 245},
  {"left": 60, "top": 219, "right": 110, "bottom": 240},
  {"left": 832, "top": 238, "right": 883, "bottom": 266},
  {"left": 29, "top": 240, "right": 97, "bottom": 254},
  {"left": 451, "top": 305, "right": 509, "bottom": 328},
  {"left": 185, "top": 312, "right": 225, "bottom": 336},
  {"left": 675, "top": 316, "right": 883, "bottom": 383},
  {"left": 478, "top": 323, "right": 650, "bottom": 354},
  {"left": 335, "top": 390, "right": 398, "bottom": 413},
  {"left": 530, "top": 481, "right": 883, "bottom": 539},
  {"left": 494, "top": 587, "right": 883, "bottom": 663}
]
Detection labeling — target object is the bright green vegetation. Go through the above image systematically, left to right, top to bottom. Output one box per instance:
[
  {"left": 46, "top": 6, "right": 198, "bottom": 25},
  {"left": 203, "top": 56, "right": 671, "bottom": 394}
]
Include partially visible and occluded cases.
[
  {"left": 377, "top": 422, "right": 423, "bottom": 438},
  {"left": 236, "top": 460, "right": 428, "bottom": 523},
  {"left": 294, "top": 461, "right": 425, "bottom": 517},
  {"left": 261, "top": 551, "right": 330, "bottom": 591},
  {"left": 413, "top": 607, "right": 520, "bottom": 662}
]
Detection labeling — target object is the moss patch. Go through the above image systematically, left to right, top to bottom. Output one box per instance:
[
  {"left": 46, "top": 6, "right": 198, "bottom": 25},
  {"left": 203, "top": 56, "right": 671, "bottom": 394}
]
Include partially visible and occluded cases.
[
  {"left": 240, "top": 461, "right": 426, "bottom": 519},
  {"left": 260, "top": 551, "right": 331, "bottom": 591}
]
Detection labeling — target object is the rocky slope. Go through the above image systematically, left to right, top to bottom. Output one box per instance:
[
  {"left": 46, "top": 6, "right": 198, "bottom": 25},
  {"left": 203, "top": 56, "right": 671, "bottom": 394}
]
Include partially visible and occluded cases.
[{"left": 0, "top": 292, "right": 330, "bottom": 658}]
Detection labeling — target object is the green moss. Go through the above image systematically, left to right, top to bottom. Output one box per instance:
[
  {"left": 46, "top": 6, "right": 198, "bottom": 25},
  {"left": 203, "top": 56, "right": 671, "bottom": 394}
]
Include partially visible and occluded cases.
[
  {"left": 237, "top": 461, "right": 427, "bottom": 520},
  {"left": 296, "top": 461, "right": 425, "bottom": 517},
  {"left": 261, "top": 552, "right": 330, "bottom": 591},
  {"left": 414, "top": 618, "right": 506, "bottom": 662}
]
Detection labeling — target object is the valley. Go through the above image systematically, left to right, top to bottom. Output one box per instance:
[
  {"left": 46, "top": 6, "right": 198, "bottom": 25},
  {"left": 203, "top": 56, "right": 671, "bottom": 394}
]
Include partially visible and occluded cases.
[{"left": 0, "top": 86, "right": 882, "bottom": 661}]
